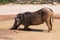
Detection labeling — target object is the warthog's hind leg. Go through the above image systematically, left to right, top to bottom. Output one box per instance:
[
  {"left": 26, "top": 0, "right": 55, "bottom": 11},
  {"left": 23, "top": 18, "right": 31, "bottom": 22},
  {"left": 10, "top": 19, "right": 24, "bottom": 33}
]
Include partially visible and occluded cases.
[{"left": 46, "top": 19, "right": 52, "bottom": 32}]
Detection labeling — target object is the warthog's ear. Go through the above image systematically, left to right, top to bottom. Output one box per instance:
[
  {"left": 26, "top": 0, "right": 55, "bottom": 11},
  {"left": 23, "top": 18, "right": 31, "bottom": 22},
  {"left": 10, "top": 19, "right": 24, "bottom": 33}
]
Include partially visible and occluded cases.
[{"left": 17, "top": 14, "right": 21, "bottom": 18}]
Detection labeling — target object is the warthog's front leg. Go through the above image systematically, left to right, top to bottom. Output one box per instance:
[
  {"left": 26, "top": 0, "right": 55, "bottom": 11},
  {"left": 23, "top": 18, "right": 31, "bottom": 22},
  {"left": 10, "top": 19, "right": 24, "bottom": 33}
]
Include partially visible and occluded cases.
[
  {"left": 23, "top": 18, "right": 30, "bottom": 30},
  {"left": 24, "top": 24, "right": 30, "bottom": 31}
]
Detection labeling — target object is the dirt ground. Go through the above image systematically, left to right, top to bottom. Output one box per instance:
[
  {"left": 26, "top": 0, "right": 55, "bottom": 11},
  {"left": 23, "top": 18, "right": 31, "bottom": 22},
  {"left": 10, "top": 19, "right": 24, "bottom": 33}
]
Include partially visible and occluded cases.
[
  {"left": 0, "top": 4, "right": 60, "bottom": 40},
  {"left": 0, "top": 19, "right": 60, "bottom": 40}
]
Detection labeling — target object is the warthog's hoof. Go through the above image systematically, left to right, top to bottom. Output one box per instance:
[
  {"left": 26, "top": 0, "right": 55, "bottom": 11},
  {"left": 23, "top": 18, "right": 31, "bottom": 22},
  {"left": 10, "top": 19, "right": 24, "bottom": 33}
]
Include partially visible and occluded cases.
[
  {"left": 24, "top": 28, "right": 31, "bottom": 31},
  {"left": 47, "top": 30, "right": 52, "bottom": 33}
]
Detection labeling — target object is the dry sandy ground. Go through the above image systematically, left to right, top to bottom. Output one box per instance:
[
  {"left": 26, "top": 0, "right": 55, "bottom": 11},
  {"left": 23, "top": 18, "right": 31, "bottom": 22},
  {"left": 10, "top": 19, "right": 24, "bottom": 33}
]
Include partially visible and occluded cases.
[
  {"left": 0, "top": 4, "right": 60, "bottom": 40},
  {"left": 0, "top": 19, "right": 60, "bottom": 40}
]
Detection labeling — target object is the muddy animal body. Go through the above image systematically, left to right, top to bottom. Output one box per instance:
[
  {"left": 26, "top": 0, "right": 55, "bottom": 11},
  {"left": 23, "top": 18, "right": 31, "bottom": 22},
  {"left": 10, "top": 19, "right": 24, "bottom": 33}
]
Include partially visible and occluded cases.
[{"left": 10, "top": 8, "right": 53, "bottom": 32}]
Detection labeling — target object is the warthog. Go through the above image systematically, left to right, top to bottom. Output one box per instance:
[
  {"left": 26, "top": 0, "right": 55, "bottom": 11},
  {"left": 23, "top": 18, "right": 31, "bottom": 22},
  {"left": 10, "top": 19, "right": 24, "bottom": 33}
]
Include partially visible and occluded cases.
[{"left": 10, "top": 8, "right": 53, "bottom": 32}]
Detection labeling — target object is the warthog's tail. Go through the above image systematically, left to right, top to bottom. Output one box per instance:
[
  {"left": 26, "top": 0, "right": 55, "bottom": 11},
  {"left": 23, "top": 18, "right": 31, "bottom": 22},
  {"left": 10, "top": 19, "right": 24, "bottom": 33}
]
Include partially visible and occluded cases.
[{"left": 49, "top": 8, "right": 54, "bottom": 22}]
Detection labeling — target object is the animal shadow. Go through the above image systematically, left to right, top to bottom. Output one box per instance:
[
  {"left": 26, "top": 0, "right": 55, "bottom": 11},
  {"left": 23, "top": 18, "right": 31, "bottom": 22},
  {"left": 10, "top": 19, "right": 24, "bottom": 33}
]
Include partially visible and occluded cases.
[{"left": 18, "top": 28, "right": 46, "bottom": 32}]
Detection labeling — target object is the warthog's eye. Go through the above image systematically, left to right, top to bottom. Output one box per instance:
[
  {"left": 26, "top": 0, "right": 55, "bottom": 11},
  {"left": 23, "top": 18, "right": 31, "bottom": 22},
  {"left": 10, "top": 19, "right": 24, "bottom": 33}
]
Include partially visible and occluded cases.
[
  {"left": 17, "top": 14, "right": 21, "bottom": 18},
  {"left": 17, "top": 16, "right": 20, "bottom": 18},
  {"left": 15, "top": 18, "right": 20, "bottom": 21}
]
